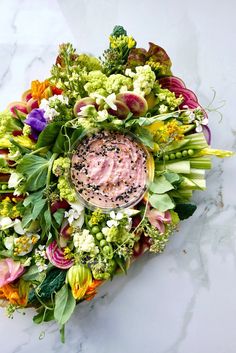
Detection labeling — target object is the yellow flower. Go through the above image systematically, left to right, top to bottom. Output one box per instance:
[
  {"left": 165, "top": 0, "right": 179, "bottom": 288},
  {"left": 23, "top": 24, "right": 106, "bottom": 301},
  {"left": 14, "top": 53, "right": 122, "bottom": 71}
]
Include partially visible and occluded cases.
[{"left": 66, "top": 264, "right": 92, "bottom": 300}]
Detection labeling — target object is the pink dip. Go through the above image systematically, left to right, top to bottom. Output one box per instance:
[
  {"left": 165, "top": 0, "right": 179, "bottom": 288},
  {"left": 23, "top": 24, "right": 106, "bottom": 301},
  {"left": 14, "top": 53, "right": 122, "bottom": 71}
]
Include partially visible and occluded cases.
[{"left": 71, "top": 131, "right": 148, "bottom": 209}]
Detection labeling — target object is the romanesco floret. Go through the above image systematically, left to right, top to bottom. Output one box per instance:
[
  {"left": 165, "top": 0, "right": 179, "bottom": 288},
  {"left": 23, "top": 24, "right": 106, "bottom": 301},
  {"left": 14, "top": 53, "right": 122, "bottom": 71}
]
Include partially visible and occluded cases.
[
  {"left": 77, "top": 54, "right": 102, "bottom": 72},
  {"left": 125, "top": 65, "right": 156, "bottom": 96},
  {"left": 84, "top": 71, "right": 108, "bottom": 96},
  {"left": 105, "top": 74, "right": 133, "bottom": 94},
  {"left": 0, "top": 111, "right": 22, "bottom": 136},
  {"left": 22, "top": 124, "right": 31, "bottom": 136},
  {"left": 52, "top": 157, "right": 70, "bottom": 176},
  {"left": 57, "top": 176, "right": 76, "bottom": 202}
]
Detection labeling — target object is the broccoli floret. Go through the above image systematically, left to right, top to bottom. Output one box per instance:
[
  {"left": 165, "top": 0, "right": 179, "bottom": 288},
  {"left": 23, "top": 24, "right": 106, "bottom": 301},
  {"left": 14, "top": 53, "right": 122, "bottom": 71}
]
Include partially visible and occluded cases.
[{"left": 111, "top": 25, "right": 127, "bottom": 38}]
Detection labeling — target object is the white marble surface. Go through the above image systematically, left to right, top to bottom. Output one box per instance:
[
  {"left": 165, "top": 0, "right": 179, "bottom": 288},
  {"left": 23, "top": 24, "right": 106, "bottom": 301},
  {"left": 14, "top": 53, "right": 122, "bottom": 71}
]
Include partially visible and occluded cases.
[{"left": 0, "top": 0, "right": 235, "bottom": 352}]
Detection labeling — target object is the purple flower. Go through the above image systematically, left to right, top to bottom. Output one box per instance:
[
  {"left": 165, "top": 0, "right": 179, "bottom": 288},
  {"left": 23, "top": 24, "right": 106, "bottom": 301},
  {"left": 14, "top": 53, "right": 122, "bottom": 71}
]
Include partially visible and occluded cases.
[{"left": 24, "top": 109, "right": 47, "bottom": 140}]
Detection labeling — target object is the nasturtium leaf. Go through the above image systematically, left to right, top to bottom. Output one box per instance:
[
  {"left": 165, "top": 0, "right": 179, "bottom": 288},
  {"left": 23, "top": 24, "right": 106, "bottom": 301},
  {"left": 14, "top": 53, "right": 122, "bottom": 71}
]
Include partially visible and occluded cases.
[
  {"left": 150, "top": 175, "right": 174, "bottom": 194},
  {"left": 149, "top": 193, "right": 175, "bottom": 212},
  {"left": 54, "top": 284, "right": 76, "bottom": 326}
]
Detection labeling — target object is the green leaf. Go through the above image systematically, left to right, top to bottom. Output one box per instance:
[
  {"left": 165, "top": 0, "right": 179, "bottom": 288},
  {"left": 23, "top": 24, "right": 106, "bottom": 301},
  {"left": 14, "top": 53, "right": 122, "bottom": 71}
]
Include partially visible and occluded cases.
[
  {"left": 36, "top": 122, "right": 63, "bottom": 149},
  {"left": 52, "top": 126, "right": 84, "bottom": 153},
  {"left": 135, "top": 127, "right": 154, "bottom": 149},
  {"left": 17, "top": 154, "right": 50, "bottom": 191},
  {"left": 164, "top": 172, "right": 181, "bottom": 185},
  {"left": 150, "top": 175, "right": 174, "bottom": 194},
  {"left": 23, "top": 190, "right": 43, "bottom": 207},
  {"left": 149, "top": 193, "right": 175, "bottom": 212},
  {"left": 32, "top": 198, "right": 47, "bottom": 220},
  {"left": 174, "top": 203, "right": 197, "bottom": 220},
  {"left": 21, "top": 208, "right": 33, "bottom": 228},
  {"left": 53, "top": 208, "right": 65, "bottom": 226},
  {"left": 22, "top": 265, "right": 46, "bottom": 282},
  {"left": 54, "top": 284, "right": 76, "bottom": 326},
  {"left": 33, "top": 307, "right": 54, "bottom": 324}
]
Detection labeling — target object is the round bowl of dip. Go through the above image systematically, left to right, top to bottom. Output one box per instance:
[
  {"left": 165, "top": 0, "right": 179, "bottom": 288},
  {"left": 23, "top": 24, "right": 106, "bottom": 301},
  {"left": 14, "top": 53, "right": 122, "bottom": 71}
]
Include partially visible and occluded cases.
[{"left": 70, "top": 130, "right": 151, "bottom": 211}]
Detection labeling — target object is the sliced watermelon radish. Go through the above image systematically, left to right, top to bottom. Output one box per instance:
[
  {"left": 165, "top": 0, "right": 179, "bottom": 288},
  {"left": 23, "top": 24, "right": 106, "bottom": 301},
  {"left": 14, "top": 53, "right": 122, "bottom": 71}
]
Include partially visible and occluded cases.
[
  {"left": 159, "top": 76, "right": 186, "bottom": 89},
  {"left": 21, "top": 90, "right": 32, "bottom": 102},
  {"left": 116, "top": 92, "right": 148, "bottom": 117},
  {"left": 73, "top": 97, "right": 97, "bottom": 117},
  {"left": 26, "top": 98, "right": 39, "bottom": 113},
  {"left": 108, "top": 100, "right": 130, "bottom": 119},
  {"left": 7, "top": 102, "right": 28, "bottom": 118},
  {"left": 46, "top": 240, "right": 74, "bottom": 269}
]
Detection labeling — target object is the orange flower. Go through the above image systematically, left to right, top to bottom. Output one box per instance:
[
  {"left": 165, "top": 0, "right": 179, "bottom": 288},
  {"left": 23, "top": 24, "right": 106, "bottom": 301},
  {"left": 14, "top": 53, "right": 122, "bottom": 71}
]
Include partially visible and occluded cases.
[
  {"left": 31, "top": 80, "right": 52, "bottom": 102},
  {"left": 0, "top": 280, "right": 29, "bottom": 307},
  {"left": 85, "top": 280, "right": 103, "bottom": 301}
]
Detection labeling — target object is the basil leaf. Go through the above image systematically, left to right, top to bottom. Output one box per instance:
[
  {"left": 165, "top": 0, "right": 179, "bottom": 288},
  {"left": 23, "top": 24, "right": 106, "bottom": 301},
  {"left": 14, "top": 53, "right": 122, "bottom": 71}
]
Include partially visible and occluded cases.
[
  {"left": 36, "top": 122, "right": 63, "bottom": 148},
  {"left": 150, "top": 175, "right": 174, "bottom": 194},
  {"left": 149, "top": 193, "right": 175, "bottom": 212},
  {"left": 53, "top": 208, "right": 65, "bottom": 226},
  {"left": 54, "top": 284, "right": 76, "bottom": 326}
]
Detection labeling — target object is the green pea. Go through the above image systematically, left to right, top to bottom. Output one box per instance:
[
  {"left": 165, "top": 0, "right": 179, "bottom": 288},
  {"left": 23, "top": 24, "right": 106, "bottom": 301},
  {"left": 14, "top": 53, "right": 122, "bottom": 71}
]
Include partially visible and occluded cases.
[
  {"left": 188, "top": 149, "right": 194, "bottom": 156},
  {"left": 182, "top": 150, "right": 188, "bottom": 157},
  {"left": 176, "top": 152, "right": 182, "bottom": 159},
  {"left": 170, "top": 153, "right": 176, "bottom": 160},
  {"left": 164, "top": 155, "right": 169, "bottom": 161},
  {"left": 1, "top": 184, "right": 7, "bottom": 190},
  {"left": 101, "top": 222, "right": 107, "bottom": 228},
  {"left": 91, "top": 225, "right": 100, "bottom": 234},
  {"left": 96, "top": 232, "right": 103, "bottom": 241},
  {"left": 100, "top": 239, "right": 107, "bottom": 247},
  {"left": 102, "top": 245, "right": 113, "bottom": 259}
]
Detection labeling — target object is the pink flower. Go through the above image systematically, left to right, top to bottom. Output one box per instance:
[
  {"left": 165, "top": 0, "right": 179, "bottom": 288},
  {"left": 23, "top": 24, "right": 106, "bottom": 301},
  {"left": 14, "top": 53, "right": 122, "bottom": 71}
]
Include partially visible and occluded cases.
[
  {"left": 146, "top": 207, "right": 171, "bottom": 234},
  {"left": 0, "top": 258, "right": 25, "bottom": 287}
]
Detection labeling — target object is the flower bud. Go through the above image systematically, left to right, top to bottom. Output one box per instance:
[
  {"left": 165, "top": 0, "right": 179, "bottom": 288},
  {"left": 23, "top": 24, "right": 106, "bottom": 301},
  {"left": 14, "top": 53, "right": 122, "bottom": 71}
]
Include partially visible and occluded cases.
[{"left": 66, "top": 264, "right": 92, "bottom": 300}]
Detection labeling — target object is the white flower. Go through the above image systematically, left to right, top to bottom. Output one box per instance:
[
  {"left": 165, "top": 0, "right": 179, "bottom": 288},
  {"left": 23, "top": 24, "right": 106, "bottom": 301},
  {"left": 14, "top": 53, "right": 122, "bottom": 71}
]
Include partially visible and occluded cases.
[
  {"left": 91, "top": 93, "right": 117, "bottom": 110},
  {"left": 78, "top": 105, "right": 96, "bottom": 117},
  {"left": 97, "top": 109, "right": 109, "bottom": 122},
  {"left": 8, "top": 172, "right": 23, "bottom": 189},
  {"left": 65, "top": 201, "right": 84, "bottom": 227},
  {"left": 106, "top": 210, "right": 124, "bottom": 228},
  {"left": 0, "top": 216, "right": 15, "bottom": 230},
  {"left": 13, "top": 219, "right": 25, "bottom": 235},
  {"left": 73, "top": 229, "right": 99, "bottom": 255},
  {"left": 4, "top": 236, "right": 14, "bottom": 250}
]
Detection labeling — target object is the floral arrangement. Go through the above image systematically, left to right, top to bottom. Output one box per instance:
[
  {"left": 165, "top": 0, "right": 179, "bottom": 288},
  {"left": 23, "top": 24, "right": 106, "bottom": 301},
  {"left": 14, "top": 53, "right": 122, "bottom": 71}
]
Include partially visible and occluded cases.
[{"left": 0, "top": 26, "right": 232, "bottom": 342}]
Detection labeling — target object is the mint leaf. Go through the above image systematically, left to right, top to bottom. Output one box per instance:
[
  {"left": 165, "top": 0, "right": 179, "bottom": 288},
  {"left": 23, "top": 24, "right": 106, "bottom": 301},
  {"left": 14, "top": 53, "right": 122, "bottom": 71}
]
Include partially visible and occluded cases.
[
  {"left": 149, "top": 193, "right": 175, "bottom": 212},
  {"left": 54, "top": 284, "right": 76, "bottom": 326}
]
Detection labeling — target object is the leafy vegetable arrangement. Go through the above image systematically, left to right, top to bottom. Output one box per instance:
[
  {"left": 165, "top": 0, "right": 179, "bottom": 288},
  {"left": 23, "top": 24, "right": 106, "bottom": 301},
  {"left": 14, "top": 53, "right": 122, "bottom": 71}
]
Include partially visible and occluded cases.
[{"left": 0, "top": 25, "right": 233, "bottom": 342}]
